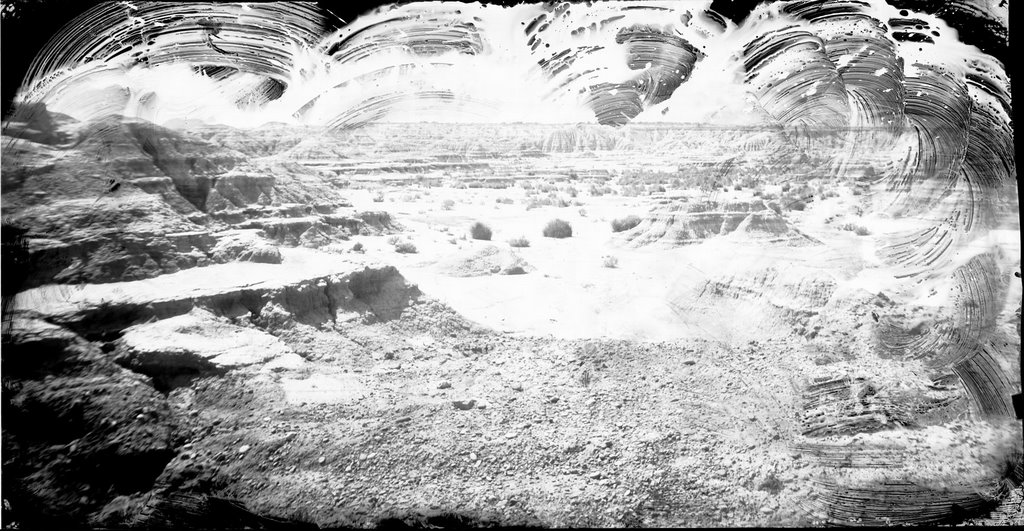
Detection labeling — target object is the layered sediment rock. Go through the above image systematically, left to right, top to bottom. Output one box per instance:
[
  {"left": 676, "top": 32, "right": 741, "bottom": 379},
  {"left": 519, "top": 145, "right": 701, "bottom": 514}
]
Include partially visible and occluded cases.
[{"left": 621, "top": 199, "right": 793, "bottom": 247}]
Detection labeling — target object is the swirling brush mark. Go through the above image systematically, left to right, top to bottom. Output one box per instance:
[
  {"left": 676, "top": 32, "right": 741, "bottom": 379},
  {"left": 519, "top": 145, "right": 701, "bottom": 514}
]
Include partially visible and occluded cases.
[
  {"left": 17, "top": 1, "right": 336, "bottom": 127},
  {"left": 782, "top": 1, "right": 905, "bottom": 132},
  {"left": 23, "top": 2, "right": 333, "bottom": 92},
  {"left": 525, "top": 2, "right": 718, "bottom": 126},
  {"left": 780, "top": 4, "right": 907, "bottom": 184},
  {"left": 300, "top": 7, "right": 492, "bottom": 128},
  {"left": 325, "top": 16, "right": 485, "bottom": 61},
  {"left": 615, "top": 24, "right": 703, "bottom": 108},
  {"left": 741, "top": 26, "right": 850, "bottom": 131},
  {"left": 879, "top": 56, "right": 1012, "bottom": 278},
  {"left": 876, "top": 65, "right": 972, "bottom": 275},
  {"left": 804, "top": 252, "right": 1018, "bottom": 525},
  {"left": 875, "top": 253, "right": 1003, "bottom": 365}
]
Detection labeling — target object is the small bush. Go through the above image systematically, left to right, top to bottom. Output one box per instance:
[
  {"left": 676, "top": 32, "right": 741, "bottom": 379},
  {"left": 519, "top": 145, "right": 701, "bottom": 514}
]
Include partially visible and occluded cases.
[
  {"left": 372, "top": 192, "right": 385, "bottom": 202},
  {"left": 441, "top": 199, "right": 455, "bottom": 210},
  {"left": 611, "top": 215, "right": 642, "bottom": 233},
  {"left": 543, "top": 219, "right": 573, "bottom": 238},
  {"left": 470, "top": 221, "right": 492, "bottom": 241},
  {"left": 841, "top": 223, "right": 871, "bottom": 236},
  {"left": 386, "top": 235, "right": 401, "bottom": 245},
  {"left": 508, "top": 236, "right": 530, "bottom": 248},
  {"left": 351, "top": 242, "right": 364, "bottom": 253},
  {"left": 394, "top": 242, "right": 417, "bottom": 254},
  {"left": 602, "top": 255, "right": 619, "bottom": 268}
]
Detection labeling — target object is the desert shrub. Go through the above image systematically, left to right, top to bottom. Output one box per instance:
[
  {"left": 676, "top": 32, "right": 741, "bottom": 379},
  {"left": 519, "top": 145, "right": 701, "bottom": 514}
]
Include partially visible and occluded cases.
[
  {"left": 781, "top": 183, "right": 791, "bottom": 192},
  {"left": 734, "top": 184, "right": 743, "bottom": 191},
  {"left": 566, "top": 186, "right": 578, "bottom": 198},
  {"left": 372, "top": 192, "right": 385, "bottom": 202},
  {"left": 496, "top": 197, "right": 514, "bottom": 204},
  {"left": 441, "top": 199, "right": 455, "bottom": 210},
  {"left": 578, "top": 208, "right": 588, "bottom": 217},
  {"left": 610, "top": 215, "right": 642, "bottom": 233},
  {"left": 543, "top": 219, "right": 573, "bottom": 238},
  {"left": 470, "top": 221, "right": 492, "bottom": 241},
  {"left": 841, "top": 223, "right": 871, "bottom": 236},
  {"left": 386, "top": 235, "right": 401, "bottom": 245},
  {"left": 508, "top": 236, "right": 530, "bottom": 248},
  {"left": 351, "top": 242, "right": 364, "bottom": 253},
  {"left": 394, "top": 242, "right": 417, "bottom": 253},
  {"left": 602, "top": 255, "right": 619, "bottom": 268}
]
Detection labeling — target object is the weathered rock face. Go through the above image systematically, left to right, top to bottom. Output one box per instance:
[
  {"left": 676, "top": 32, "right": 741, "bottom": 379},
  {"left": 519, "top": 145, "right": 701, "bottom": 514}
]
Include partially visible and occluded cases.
[
  {"left": 1, "top": 103, "right": 75, "bottom": 146},
  {"left": 1, "top": 113, "right": 365, "bottom": 288},
  {"left": 203, "top": 161, "right": 352, "bottom": 220},
  {"left": 10, "top": 194, "right": 216, "bottom": 288},
  {"left": 620, "top": 199, "right": 794, "bottom": 247},
  {"left": 209, "top": 231, "right": 282, "bottom": 264},
  {"left": 1, "top": 255, "right": 423, "bottom": 528},
  {"left": 115, "top": 308, "right": 302, "bottom": 385},
  {"left": 2, "top": 322, "right": 180, "bottom": 529}
]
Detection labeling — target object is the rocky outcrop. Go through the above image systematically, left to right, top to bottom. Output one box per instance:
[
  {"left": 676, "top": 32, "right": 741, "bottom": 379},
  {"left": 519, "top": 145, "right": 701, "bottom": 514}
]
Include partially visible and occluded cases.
[
  {"left": 10, "top": 194, "right": 216, "bottom": 288},
  {"left": 621, "top": 199, "right": 795, "bottom": 247},
  {"left": 209, "top": 231, "right": 282, "bottom": 264},
  {"left": 437, "top": 245, "right": 533, "bottom": 277},
  {"left": 14, "top": 254, "right": 421, "bottom": 337},
  {"left": 115, "top": 308, "right": 303, "bottom": 386},
  {"left": 2, "top": 325, "right": 179, "bottom": 529}
]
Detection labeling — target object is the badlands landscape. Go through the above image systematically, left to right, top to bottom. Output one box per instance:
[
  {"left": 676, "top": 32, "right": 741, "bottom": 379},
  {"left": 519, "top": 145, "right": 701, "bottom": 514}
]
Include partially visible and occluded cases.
[
  {"left": 1, "top": 0, "right": 1022, "bottom": 529},
  {"left": 3, "top": 110, "right": 1021, "bottom": 529}
]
